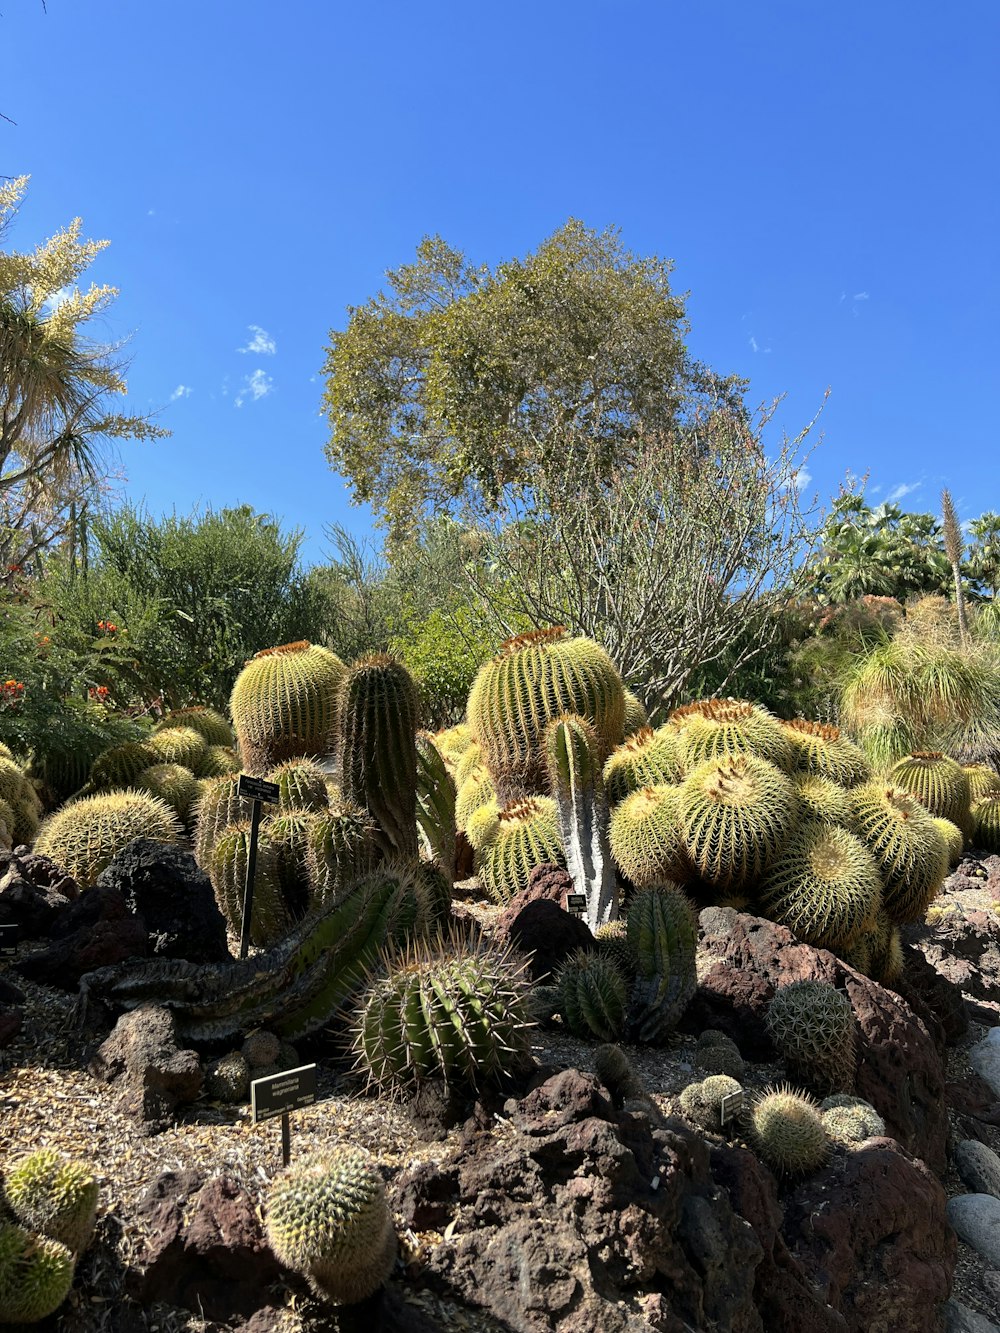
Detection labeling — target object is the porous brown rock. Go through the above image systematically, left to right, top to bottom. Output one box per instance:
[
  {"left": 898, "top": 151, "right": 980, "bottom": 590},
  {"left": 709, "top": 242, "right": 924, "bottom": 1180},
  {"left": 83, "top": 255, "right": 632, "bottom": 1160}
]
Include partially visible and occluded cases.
[
  {"left": 0, "top": 868, "right": 71, "bottom": 936},
  {"left": 15, "top": 885, "right": 147, "bottom": 989},
  {"left": 494, "top": 894, "right": 593, "bottom": 982},
  {"left": 91, "top": 1004, "right": 203, "bottom": 1134}
]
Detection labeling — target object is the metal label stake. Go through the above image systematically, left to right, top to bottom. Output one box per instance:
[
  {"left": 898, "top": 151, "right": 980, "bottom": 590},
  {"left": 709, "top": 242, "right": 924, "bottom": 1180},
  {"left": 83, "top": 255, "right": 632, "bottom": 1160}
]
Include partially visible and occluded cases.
[{"left": 236, "top": 774, "right": 279, "bottom": 959}]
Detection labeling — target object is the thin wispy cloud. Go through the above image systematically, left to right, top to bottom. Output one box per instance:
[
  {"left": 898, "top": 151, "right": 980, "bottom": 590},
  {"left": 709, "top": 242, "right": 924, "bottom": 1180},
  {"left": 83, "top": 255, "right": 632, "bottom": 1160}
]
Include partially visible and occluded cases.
[
  {"left": 42, "top": 285, "right": 74, "bottom": 312},
  {"left": 853, "top": 291, "right": 869, "bottom": 301},
  {"left": 239, "top": 324, "right": 277, "bottom": 356},
  {"left": 748, "top": 335, "right": 772, "bottom": 354},
  {"left": 235, "top": 368, "right": 274, "bottom": 407},
  {"left": 169, "top": 384, "right": 192, "bottom": 401},
  {"left": 886, "top": 481, "right": 921, "bottom": 503}
]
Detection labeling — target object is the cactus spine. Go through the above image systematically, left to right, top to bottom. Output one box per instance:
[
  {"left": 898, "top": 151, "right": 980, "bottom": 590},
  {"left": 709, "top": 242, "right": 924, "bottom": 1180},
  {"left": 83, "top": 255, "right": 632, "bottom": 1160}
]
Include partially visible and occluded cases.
[
  {"left": 230, "top": 641, "right": 346, "bottom": 774},
  {"left": 546, "top": 715, "right": 617, "bottom": 930}
]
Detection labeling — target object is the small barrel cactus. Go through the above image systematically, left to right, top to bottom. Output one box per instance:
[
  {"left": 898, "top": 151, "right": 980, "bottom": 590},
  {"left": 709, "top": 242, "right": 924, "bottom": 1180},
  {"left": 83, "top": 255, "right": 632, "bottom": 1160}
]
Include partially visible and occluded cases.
[
  {"left": 668, "top": 698, "right": 794, "bottom": 773},
  {"left": 154, "top": 706, "right": 235, "bottom": 747},
  {"left": 780, "top": 719, "right": 871, "bottom": 788},
  {"left": 147, "top": 725, "right": 208, "bottom": 771},
  {"left": 602, "top": 726, "right": 682, "bottom": 806},
  {"left": 87, "top": 740, "right": 160, "bottom": 792},
  {"left": 193, "top": 744, "right": 241, "bottom": 778},
  {"left": 887, "top": 751, "right": 971, "bottom": 830},
  {"left": 679, "top": 753, "right": 796, "bottom": 891},
  {"left": 268, "top": 758, "right": 331, "bottom": 813},
  {"left": 135, "top": 762, "right": 200, "bottom": 823},
  {"left": 964, "top": 764, "right": 1000, "bottom": 803},
  {"left": 791, "top": 773, "right": 855, "bottom": 827},
  {"left": 191, "top": 774, "right": 256, "bottom": 869},
  {"left": 849, "top": 783, "right": 949, "bottom": 923},
  {"left": 609, "top": 784, "right": 688, "bottom": 887},
  {"left": 972, "top": 793, "right": 1000, "bottom": 853},
  {"left": 475, "top": 797, "right": 564, "bottom": 905},
  {"left": 306, "top": 800, "right": 379, "bottom": 909},
  {"left": 932, "top": 816, "right": 965, "bottom": 867},
  {"left": 594, "top": 919, "right": 634, "bottom": 980},
  {"left": 555, "top": 949, "right": 628, "bottom": 1042},
  {"left": 766, "top": 981, "right": 857, "bottom": 1095},
  {"left": 242, "top": 1029, "right": 282, "bottom": 1068},
  {"left": 693, "top": 1030, "right": 746, "bottom": 1080},
  {"left": 593, "top": 1044, "right": 644, "bottom": 1103},
  {"left": 206, "top": 1051, "right": 252, "bottom": 1104},
  {"left": 678, "top": 1074, "right": 744, "bottom": 1132},
  {"left": 750, "top": 1086, "right": 829, "bottom": 1175},
  {"left": 820, "top": 1095, "right": 885, "bottom": 1146},
  {"left": 265, "top": 1146, "right": 397, "bottom": 1306},
  {"left": 1, "top": 1149, "right": 98, "bottom": 1256},
  {"left": 0, "top": 1223, "right": 75, "bottom": 1324}
]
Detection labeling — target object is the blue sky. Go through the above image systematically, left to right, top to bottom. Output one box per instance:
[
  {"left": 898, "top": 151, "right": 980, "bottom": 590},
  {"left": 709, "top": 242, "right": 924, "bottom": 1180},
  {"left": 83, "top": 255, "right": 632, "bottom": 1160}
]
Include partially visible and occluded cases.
[{"left": 2, "top": 0, "right": 998, "bottom": 565}]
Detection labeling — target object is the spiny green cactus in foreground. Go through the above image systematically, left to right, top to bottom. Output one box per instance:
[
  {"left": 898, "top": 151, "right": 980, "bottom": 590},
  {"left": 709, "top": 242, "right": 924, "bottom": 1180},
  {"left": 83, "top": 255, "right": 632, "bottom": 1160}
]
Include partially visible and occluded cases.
[
  {"left": 467, "top": 627, "right": 626, "bottom": 803},
  {"left": 230, "top": 641, "right": 346, "bottom": 775},
  {"left": 336, "top": 654, "right": 419, "bottom": 861},
  {"left": 668, "top": 698, "right": 794, "bottom": 773},
  {"left": 154, "top": 706, "right": 235, "bottom": 748},
  {"left": 602, "top": 726, "right": 682, "bottom": 806},
  {"left": 888, "top": 751, "right": 971, "bottom": 829},
  {"left": 679, "top": 753, "right": 796, "bottom": 891},
  {"left": 849, "top": 783, "right": 949, "bottom": 923},
  {"left": 609, "top": 784, "right": 688, "bottom": 887},
  {"left": 35, "top": 790, "right": 183, "bottom": 888},
  {"left": 972, "top": 793, "right": 1000, "bottom": 853},
  {"left": 475, "top": 797, "right": 564, "bottom": 904},
  {"left": 756, "top": 822, "right": 882, "bottom": 950},
  {"left": 626, "top": 883, "right": 697, "bottom": 1043},
  {"left": 353, "top": 935, "right": 533, "bottom": 1094},
  {"left": 555, "top": 949, "right": 627, "bottom": 1041},
  {"left": 766, "top": 981, "right": 857, "bottom": 1095},
  {"left": 678, "top": 1075, "right": 744, "bottom": 1133},
  {"left": 750, "top": 1086, "right": 829, "bottom": 1175},
  {"left": 821, "top": 1100, "right": 885, "bottom": 1145},
  {"left": 265, "top": 1147, "right": 397, "bottom": 1306},
  {"left": 1, "top": 1150, "right": 98, "bottom": 1256},
  {"left": 0, "top": 1223, "right": 75, "bottom": 1324}
]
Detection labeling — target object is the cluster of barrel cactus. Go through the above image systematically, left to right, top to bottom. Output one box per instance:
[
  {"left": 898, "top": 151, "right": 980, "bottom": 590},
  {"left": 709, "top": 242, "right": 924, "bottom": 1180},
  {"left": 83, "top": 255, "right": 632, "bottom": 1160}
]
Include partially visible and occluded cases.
[
  {"left": 0, "top": 747, "right": 43, "bottom": 850},
  {"left": 0, "top": 1150, "right": 98, "bottom": 1324}
]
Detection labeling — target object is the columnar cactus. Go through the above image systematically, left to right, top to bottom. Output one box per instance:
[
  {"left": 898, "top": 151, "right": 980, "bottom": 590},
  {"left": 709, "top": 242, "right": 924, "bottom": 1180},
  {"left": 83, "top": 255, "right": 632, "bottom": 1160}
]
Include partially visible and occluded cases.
[
  {"left": 467, "top": 627, "right": 626, "bottom": 803},
  {"left": 230, "top": 640, "right": 346, "bottom": 774},
  {"left": 335, "top": 654, "right": 419, "bottom": 861},
  {"left": 546, "top": 715, "right": 617, "bottom": 930},
  {"left": 416, "top": 733, "right": 457, "bottom": 882},
  {"left": 678, "top": 754, "right": 796, "bottom": 891},
  {"left": 35, "top": 790, "right": 183, "bottom": 888},
  {"left": 626, "top": 883, "right": 697, "bottom": 1042},
  {"left": 555, "top": 949, "right": 627, "bottom": 1041},
  {"left": 766, "top": 981, "right": 857, "bottom": 1095},
  {"left": 265, "top": 1147, "right": 397, "bottom": 1306},
  {"left": 1, "top": 1149, "right": 98, "bottom": 1255}
]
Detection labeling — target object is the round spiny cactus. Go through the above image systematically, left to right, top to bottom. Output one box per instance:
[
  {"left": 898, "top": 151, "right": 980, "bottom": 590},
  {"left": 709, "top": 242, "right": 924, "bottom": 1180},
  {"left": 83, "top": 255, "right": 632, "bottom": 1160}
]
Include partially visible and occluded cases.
[
  {"left": 467, "top": 627, "right": 626, "bottom": 803},
  {"left": 231, "top": 641, "right": 347, "bottom": 775},
  {"left": 621, "top": 687, "right": 650, "bottom": 737},
  {"left": 668, "top": 699, "right": 793, "bottom": 773},
  {"left": 154, "top": 706, "right": 235, "bottom": 748},
  {"left": 781, "top": 719, "right": 871, "bottom": 788},
  {"left": 431, "top": 722, "right": 475, "bottom": 774},
  {"left": 146, "top": 725, "right": 208, "bottom": 771},
  {"left": 603, "top": 726, "right": 683, "bottom": 806},
  {"left": 455, "top": 740, "right": 485, "bottom": 788},
  {"left": 87, "top": 741, "right": 160, "bottom": 792},
  {"left": 193, "top": 744, "right": 241, "bottom": 778},
  {"left": 888, "top": 751, "right": 971, "bottom": 829},
  {"left": 679, "top": 754, "right": 796, "bottom": 891},
  {"left": 0, "top": 757, "right": 43, "bottom": 846},
  {"left": 268, "top": 758, "right": 331, "bottom": 813},
  {"left": 135, "top": 762, "right": 200, "bottom": 823},
  {"left": 964, "top": 764, "right": 1000, "bottom": 803},
  {"left": 455, "top": 769, "right": 496, "bottom": 835},
  {"left": 791, "top": 773, "right": 855, "bottom": 827},
  {"left": 191, "top": 774, "right": 256, "bottom": 869},
  {"left": 849, "top": 783, "right": 949, "bottom": 922},
  {"left": 609, "top": 784, "right": 688, "bottom": 887},
  {"left": 35, "top": 789, "right": 183, "bottom": 888},
  {"left": 972, "top": 793, "right": 1000, "bottom": 853},
  {"left": 475, "top": 797, "right": 564, "bottom": 905},
  {"left": 0, "top": 798, "right": 13, "bottom": 851},
  {"left": 465, "top": 799, "right": 501, "bottom": 852},
  {"left": 306, "top": 800, "right": 378, "bottom": 909},
  {"left": 266, "top": 810, "right": 321, "bottom": 918},
  {"left": 932, "top": 816, "right": 965, "bottom": 867},
  {"left": 209, "top": 822, "right": 291, "bottom": 947},
  {"left": 756, "top": 822, "right": 882, "bottom": 950},
  {"left": 626, "top": 883, "right": 698, "bottom": 1042},
  {"left": 594, "top": 919, "right": 634, "bottom": 980},
  {"left": 353, "top": 934, "right": 533, "bottom": 1094},
  {"left": 555, "top": 949, "right": 628, "bottom": 1041},
  {"left": 766, "top": 981, "right": 856, "bottom": 1095},
  {"left": 242, "top": 1029, "right": 282, "bottom": 1068},
  {"left": 693, "top": 1030, "right": 746, "bottom": 1080},
  {"left": 593, "top": 1044, "right": 645, "bottom": 1102},
  {"left": 206, "top": 1051, "right": 251, "bottom": 1104},
  {"left": 678, "top": 1074, "right": 744, "bottom": 1133},
  {"left": 750, "top": 1086, "right": 829, "bottom": 1175},
  {"left": 821, "top": 1100, "right": 885, "bottom": 1146},
  {"left": 265, "top": 1146, "right": 397, "bottom": 1306},
  {"left": 1, "top": 1149, "right": 98, "bottom": 1256},
  {"left": 0, "top": 1223, "right": 75, "bottom": 1324}
]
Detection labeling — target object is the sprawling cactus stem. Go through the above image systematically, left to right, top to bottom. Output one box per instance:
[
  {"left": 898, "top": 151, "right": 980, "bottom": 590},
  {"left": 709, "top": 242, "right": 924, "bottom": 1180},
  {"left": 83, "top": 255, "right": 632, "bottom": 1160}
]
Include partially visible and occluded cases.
[
  {"left": 336, "top": 654, "right": 419, "bottom": 861},
  {"left": 545, "top": 715, "right": 617, "bottom": 930},
  {"left": 416, "top": 733, "right": 457, "bottom": 882}
]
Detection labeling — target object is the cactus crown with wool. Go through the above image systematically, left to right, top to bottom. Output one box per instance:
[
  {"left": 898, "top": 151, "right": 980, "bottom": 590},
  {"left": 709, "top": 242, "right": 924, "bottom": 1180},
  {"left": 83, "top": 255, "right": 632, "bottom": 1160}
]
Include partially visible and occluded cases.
[
  {"left": 467, "top": 627, "right": 626, "bottom": 803},
  {"left": 230, "top": 640, "right": 346, "bottom": 775},
  {"left": 668, "top": 699, "right": 794, "bottom": 772},
  {"left": 781, "top": 718, "right": 872, "bottom": 787},
  {"left": 603, "top": 726, "right": 682, "bottom": 805},
  {"left": 887, "top": 751, "right": 971, "bottom": 828},
  {"left": 679, "top": 753, "right": 796, "bottom": 890},
  {"left": 849, "top": 783, "right": 949, "bottom": 923},
  {"left": 609, "top": 784, "right": 688, "bottom": 887},
  {"left": 35, "top": 790, "right": 183, "bottom": 888},
  {"left": 475, "top": 797, "right": 564, "bottom": 904},
  {"left": 756, "top": 821, "right": 882, "bottom": 950},
  {"left": 353, "top": 933, "right": 534, "bottom": 1094},
  {"left": 555, "top": 948, "right": 628, "bottom": 1042},
  {"left": 766, "top": 981, "right": 857, "bottom": 1096},
  {"left": 750, "top": 1086, "right": 829, "bottom": 1175},
  {"left": 265, "top": 1146, "right": 397, "bottom": 1306},
  {"left": 1, "top": 1149, "right": 98, "bottom": 1256},
  {"left": 0, "top": 1223, "right": 75, "bottom": 1324}
]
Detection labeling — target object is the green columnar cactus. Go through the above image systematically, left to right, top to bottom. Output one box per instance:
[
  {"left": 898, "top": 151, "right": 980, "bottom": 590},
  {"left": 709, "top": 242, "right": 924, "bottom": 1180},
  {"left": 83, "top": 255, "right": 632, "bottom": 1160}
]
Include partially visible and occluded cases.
[
  {"left": 467, "top": 627, "right": 626, "bottom": 804},
  {"left": 230, "top": 641, "right": 347, "bottom": 775},
  {"left": 336, "top": 654, "right": 419, "bottom": 861},
  {"left": 621, "top": 688, "right": 650, "bottom": 737},
  {"left": 668, "top": 699, "right": 794, "bottom": 773},
  {"left": 154, "top": 706, "right": 235, "bottom": 747},
  {"left": 546, "top": 715, "right": 617, "bottom": 930},
  {"left": 781, "top": 719, "right": 872, "bottom": 788},
  {"left": 146, "top": 725, "right": 208, "bottom": 771},
  {"left": 603, "top": 726, "right": 683, "bottom": 806},
  {"left": 416, "top": 733, "right": 457, "bottom": 882},
  {"left": 86, "top": 741, "right": 160, "bottom": 792},
  {"left": 193, "top": 745, "right": 241, "bottom": 778},
  {"left": 888, "top": 751, "right": 972, "bottom": 829},
  {"left": 679, "top": 754, "right": 796, "bottom": 891},
  {"left": 267, "top": 758, "right": 331, "bottom": 813},
  {"left": 135, "top": 763, "right": 200, "bottom": 823},
  {"left": 964, "top": 764, "right": 1000, "bottom": 803},
  {"left": 791, "top": 773, "right": 855, "bottom": 827},
  {"left": 191, "top": 774, "right": 256, "bottom": 869},
  {"left": 849, "top": 783, "right": 949, "bottom": 922},
  {"left": 609, "top": 784, "right": 688, "bottom": 887},
  {"left": 35, "top": 790, "right": 183, "bottom": 888},
  {"left": 972, "top": 793, "right": 1000, "bottom": 852},
  {"left": 475, "top": 797, "right": 564, "bottom": 904},
  {"left": 306, "top": 801, "right": 378, "bottom": 909},
  {"left": 266, "top": 810, "right": 321, "bottom": 918},
  {"left": 932, "top": 816, "right": 965, "bottom": 866},
  {"left": 209, "top": 822, "right": 291, "bottom": 947},
  {"left": 755, "top": 822, "right": 882, "bottom": 950},
  {"left": 626, "top": 883, "right": 697, "bottom": 1042},
  {"left": 353, "top": 935, "right": 533, "bottom": 1093},
  {"left": 555, "top": 949, "right": 627, "bottom": 1041},
  {"left": 765, "top": 981, "right": 857, "bottom": 1095},
  {"left": 593, "top": 1044, "right": 645, "bottom": 1102},
  {"left": 678, "top": 1074, "right": 744, "bottom": 1132},
  {"left": 750, "top": 1087, "right": 829, "bottom": 1175},
  {"left": 265, "top": 1147, "right": 397, "bottom": 1306},
  {"left": 1, "top": 1150, "right": 98, "bottom": 1255},
  {"left": 0, "top": 1223, "right": 75, "bottom": 1324}
]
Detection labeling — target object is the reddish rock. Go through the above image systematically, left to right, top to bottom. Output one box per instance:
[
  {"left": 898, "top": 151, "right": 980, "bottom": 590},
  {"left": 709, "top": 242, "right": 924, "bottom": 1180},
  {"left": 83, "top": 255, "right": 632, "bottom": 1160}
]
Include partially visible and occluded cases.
[
  {"left": 494, "top": 862, "right": 575, "bottom": 932},
  {"left": 15, "top": 886, "right": 147, "bottom": 989},
  {"left": 495, "top": 896, "right": 593, "bottom": 982},
  {"left": 907, "top": 902, "right": 1000, "bottom": 1005},
  {"left": 697, "top": 909, "right": 949, "bottom": 1173},
  {"left": 91, "top": 1004, "right": 202, "bottom": 1134},
  {"left": 783, "top": 1138, "right": 955, "bottom": 1333},
  {"left": 131, "top": 1169, "right": 279, "bottom": 1319}
]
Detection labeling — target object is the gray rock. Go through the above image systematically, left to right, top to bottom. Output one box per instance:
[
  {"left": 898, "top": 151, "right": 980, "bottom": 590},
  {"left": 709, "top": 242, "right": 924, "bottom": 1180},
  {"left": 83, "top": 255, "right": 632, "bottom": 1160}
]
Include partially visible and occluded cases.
[
  {"left": 91, "top": 1004, "right": 203, "bottom": 1134},
  {"left": 970, "top": 1027, "right": 1000, "bottom": 1098},
  {"left": 955, "top": 1140, "right": 1000, "bottom": 1200},
  {"left": 947, "top": 1193, "right": 1000, "bottom": 1267},
  {"left": 984, "top": 1271, "right": 1000, "bottom": 1304},
  {"left": 943, "top": 1300, "right": 1000, "bottom": 1333}
]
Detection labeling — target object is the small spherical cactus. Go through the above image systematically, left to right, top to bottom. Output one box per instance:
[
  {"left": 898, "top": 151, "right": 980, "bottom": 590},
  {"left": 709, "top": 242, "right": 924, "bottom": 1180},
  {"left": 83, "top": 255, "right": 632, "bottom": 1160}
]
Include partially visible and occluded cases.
[
  {"left": 147, "top": 725, "right": 208, "bottom": 771},
  {"left": 766, "top": 981, "right": 857, "bottom": 1096},
  {"left": 241, "top": 1030, "right": 282, "bottom": 1069},
  {"left": 693, "top": 1030, "right": 746, "bottom": 1080},
  {"left": 206, "top": 1052, "right": 252, "bottom": 1104},
  {"left": 678, "top": 1074, "right": 744, "bottom": 1132},
  {"left": 750, "top": 1086, "right": 829, "bottom": 1175},
  {"left": 820, "top": 1097, "right": 885, "bottom": 1146},
  {"left": 265, "top": 1146, "right": 397, "bottom": 1306},
  {"left": 1, "top": 1149, "right": 98, "bottom": 1256},
  {"left": 0, "top": 1223, "right": 75, "bottom": 1324}
]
